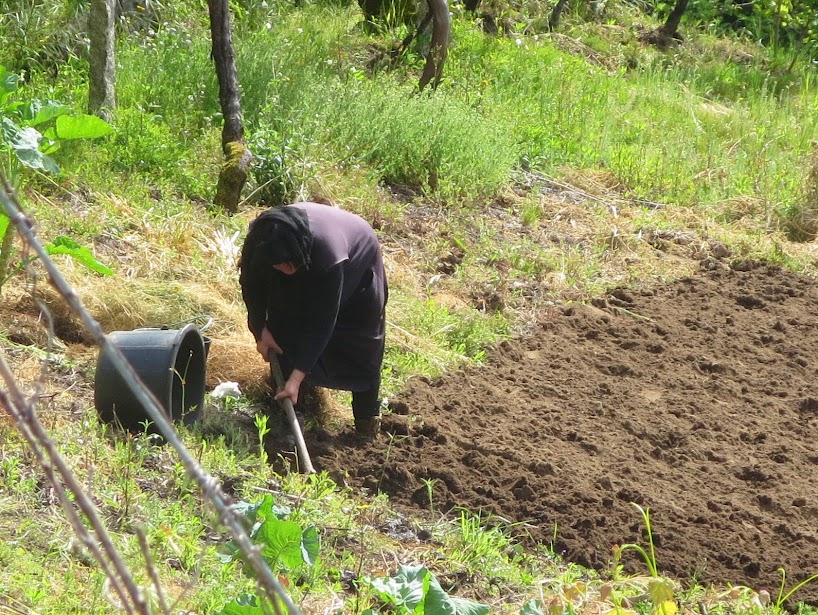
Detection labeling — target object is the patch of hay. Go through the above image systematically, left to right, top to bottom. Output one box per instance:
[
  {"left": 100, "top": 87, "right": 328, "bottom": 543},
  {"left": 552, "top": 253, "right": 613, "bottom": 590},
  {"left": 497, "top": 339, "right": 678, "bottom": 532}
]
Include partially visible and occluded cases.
[{"left": 205, "top": 333, "right": 270, "bottom": 398}]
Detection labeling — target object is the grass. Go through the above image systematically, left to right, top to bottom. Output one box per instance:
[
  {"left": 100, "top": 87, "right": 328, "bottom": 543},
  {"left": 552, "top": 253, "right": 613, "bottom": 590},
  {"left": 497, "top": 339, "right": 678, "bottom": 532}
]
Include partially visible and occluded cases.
[{"left": 3, "top": 0, "right": 818, "bottom": 612}]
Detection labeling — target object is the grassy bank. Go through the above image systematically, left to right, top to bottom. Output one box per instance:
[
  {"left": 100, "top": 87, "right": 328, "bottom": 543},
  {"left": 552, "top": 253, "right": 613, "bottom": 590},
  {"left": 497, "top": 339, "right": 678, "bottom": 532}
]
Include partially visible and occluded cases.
[{"left": 2, "top": 0, "right": 818, "bottom": 611}]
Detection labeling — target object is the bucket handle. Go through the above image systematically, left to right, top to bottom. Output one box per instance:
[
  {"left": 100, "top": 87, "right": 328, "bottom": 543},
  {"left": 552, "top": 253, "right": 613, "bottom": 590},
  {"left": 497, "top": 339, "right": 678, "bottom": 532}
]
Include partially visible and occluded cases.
[{"left": 142, "top": 315, "right": 214, "bottom": 333}]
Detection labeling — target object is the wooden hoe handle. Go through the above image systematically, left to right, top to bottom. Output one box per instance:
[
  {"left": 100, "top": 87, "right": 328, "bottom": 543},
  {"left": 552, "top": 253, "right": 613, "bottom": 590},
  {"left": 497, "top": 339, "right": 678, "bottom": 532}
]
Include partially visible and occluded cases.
[{"left": 268, "top": 350, "right": 316, "bottom": 474}]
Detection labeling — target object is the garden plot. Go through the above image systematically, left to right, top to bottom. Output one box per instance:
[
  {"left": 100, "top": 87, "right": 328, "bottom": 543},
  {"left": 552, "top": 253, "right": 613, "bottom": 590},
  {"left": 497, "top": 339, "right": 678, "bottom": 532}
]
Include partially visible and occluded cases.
[{"left": 309, "top": 260, "right": 818, "bottom": 600}]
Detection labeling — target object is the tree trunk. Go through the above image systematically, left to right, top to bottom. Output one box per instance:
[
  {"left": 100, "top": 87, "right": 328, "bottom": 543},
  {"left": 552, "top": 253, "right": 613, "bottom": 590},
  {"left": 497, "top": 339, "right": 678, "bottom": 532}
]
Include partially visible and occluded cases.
[
  {"left": 88, "top": 0, "right": 116, "bottom": 121},
  {"left": 207, "top": 0, "right": 252, "bottom": 215},
  {"left": 358, "top": 0, "right": 384, "bottom": 25},
  {"left": 418, "top": 0, "right": 450, "bottom": 91},
  {"left": 548, "top": 0, "right": 570, "bottom": 31},
  {"left": 660, "top": 0, "right": 689, "bottom": 38}
]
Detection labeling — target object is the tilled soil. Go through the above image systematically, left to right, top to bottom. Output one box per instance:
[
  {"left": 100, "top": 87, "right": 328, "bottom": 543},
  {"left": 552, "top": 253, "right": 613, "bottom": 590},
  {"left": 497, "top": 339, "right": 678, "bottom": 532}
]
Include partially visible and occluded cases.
[{"left": 307, "top": 260, "right": 818, "bottom": 601}]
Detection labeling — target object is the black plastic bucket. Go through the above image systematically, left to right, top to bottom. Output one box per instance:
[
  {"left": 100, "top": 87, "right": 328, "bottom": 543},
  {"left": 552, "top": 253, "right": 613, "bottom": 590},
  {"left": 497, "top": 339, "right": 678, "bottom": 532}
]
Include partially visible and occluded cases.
[{"left": 94, "top": 324, "right": 207, "bottom": 432}]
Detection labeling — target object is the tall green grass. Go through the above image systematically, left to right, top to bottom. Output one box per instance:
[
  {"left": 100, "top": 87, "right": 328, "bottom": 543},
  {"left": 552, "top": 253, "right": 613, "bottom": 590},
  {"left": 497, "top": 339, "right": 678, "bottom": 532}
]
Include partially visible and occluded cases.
[
  {"left": 16, "top": 3, "right": 817, "bottom": 219},
  {"left": 233, "top": 6, "right": 520, "bottom": 202},
  {"left": 445, "top": 22, "right": 818, "bottom": 215}
]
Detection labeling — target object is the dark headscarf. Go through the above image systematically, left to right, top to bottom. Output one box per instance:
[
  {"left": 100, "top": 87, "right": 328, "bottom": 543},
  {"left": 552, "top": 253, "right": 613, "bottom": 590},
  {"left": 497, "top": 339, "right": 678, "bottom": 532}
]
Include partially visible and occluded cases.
[{"left": 239, "top": 206, "right": 313, "bottom": 272}]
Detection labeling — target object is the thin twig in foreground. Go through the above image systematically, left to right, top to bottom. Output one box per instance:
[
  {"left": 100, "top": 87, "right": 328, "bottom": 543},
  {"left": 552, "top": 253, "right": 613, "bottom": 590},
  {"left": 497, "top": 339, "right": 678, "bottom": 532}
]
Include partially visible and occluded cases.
[{"left": 0, "top": 174, "right": 298, "bottom": 614}]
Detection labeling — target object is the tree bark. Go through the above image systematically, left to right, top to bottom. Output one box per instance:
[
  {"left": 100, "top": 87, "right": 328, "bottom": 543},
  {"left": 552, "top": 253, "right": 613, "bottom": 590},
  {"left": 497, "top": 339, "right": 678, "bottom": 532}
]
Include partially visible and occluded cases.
[
  {"left": 88, "top": 0, "right": 116, "bottom": 121},
  {"left": 207, "top": 0, "right": 252, "bottom": 215},
  {"left": 418, "top": 0, "right": 450, "bottom": 91},
  {"left": 548, "top": 0, "right": 570, "bottom": 31},
  {"left": 660, "top": 0, "right": 689, "bottom": 38}
]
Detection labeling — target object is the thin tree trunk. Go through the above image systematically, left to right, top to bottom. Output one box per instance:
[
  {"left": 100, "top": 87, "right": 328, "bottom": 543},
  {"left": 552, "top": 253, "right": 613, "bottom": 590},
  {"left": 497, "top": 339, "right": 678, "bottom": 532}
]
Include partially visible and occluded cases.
[
  {"left": 88, "top": 0, "right": 116, "bottom": 121},
  {"left": 207, "top": 0, "right": 252, "bottom": 214},
  {"left": 418, "top": 0, "right": 450, "bottom": 91},
  {"left": 549, "top": 0, "right": 570, "bottom": 31},
  {"left": 660, "top": 0, "right": 689, "bottom": 38},
  {"left": 396, "top": 10, "right": 433, "bottom": 57}
]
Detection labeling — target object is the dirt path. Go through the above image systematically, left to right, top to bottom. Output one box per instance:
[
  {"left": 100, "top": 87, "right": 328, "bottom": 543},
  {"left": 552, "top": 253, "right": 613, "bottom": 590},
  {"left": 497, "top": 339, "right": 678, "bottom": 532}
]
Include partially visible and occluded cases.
[{"left": 307, "top": 260, "right": 818, "bottom": 601}]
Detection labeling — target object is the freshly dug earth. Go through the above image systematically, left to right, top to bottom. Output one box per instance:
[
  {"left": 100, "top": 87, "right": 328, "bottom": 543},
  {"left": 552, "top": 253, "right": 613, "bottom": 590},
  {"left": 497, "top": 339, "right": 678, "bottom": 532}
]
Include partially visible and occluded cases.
[{"left": 308, "top": 260, "right": 818, "bottom": 601}]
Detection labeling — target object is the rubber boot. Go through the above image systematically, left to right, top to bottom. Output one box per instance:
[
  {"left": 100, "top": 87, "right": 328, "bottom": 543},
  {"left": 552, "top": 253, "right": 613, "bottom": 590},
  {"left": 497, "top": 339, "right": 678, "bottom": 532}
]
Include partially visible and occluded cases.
[{"left": 354, "top": 416, "right": 381, "bottom": 439}]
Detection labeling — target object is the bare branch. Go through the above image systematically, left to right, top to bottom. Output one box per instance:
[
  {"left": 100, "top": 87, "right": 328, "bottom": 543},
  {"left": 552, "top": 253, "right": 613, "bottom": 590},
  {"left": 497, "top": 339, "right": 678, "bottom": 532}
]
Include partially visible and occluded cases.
[
  {"left": 0, "top": 173, "right": 299, "bottom": 612},
  {"left": 0, "top": 351, "right": 145, "bottom": 614},
  {"left": 136, "top": 524, "right": 171, "bottom": 614}
]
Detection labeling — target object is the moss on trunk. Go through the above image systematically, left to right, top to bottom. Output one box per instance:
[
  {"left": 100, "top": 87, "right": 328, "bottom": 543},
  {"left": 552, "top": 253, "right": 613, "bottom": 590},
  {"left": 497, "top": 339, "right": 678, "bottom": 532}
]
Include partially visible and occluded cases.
[{"left": 213, "top": 141, "right": 252, "bottom": 215}]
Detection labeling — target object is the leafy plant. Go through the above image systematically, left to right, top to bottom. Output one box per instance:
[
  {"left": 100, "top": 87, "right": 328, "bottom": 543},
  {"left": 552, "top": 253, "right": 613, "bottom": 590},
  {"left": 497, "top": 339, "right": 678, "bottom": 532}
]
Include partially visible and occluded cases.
[
  {"left": 0, "top": 65, "right": 113, "bottom": 291},
  {"left": 1, "top": 66, "right": 111, "bottom": 173},
  {"left": 246, "top": 128, "right": 312, "bottom": 208},
  {"left": 253, "top": 413, "right": 270, "bottom": 466},
  {"left": 216, "top": 494, "right": 319, "bottom": 614},
  {"left": 613, "top": 504, "right": 678, "bottom": 615},
  {"left": 363, "top": 563, "right": 489, "bottom": 615}
]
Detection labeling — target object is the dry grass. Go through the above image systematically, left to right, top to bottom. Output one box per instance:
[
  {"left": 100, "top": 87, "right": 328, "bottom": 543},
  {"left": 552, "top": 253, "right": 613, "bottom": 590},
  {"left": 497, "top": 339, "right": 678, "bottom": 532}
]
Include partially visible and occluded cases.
[
  {"left": 786, "top": 141, "right": 818, "bottom": 242},
  {"left": 205, "top": 333, "right": 270, "bottom": 396}
]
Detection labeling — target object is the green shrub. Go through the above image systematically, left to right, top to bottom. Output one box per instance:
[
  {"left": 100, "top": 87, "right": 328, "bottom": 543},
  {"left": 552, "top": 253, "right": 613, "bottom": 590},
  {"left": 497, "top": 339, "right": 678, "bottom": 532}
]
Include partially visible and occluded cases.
[{"left": 321, "top": 81, "right": 519, "bottom": 201}]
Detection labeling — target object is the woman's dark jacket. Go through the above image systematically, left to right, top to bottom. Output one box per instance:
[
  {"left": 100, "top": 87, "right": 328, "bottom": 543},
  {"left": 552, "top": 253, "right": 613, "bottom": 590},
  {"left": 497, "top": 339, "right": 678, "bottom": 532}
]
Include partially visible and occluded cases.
[{"left": 239, "top": 203, "right": 387, "bottom": 391}]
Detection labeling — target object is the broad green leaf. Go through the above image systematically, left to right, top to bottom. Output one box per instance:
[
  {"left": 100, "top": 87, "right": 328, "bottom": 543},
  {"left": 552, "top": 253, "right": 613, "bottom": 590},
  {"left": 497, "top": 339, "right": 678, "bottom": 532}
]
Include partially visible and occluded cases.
[
  {"left": 0, "top": 66, "right": 18, "bottom": 105},
  {"left": 27, "top": 100, "right": 69, "bottom": 126},
  {"left": 55, "top": 114, "right": 112, "bottom": 140},
  {"left": 1, "top": 116, "right": 21, "bottom": 143},
  {"left": 1, "top": 119, "right": 60, "bottom": 173},
  {"left": 9, "top": 122, "right": 43, "bottom": 151},
  {"left": 10, "top": 125, "right": 41, "bottom": 150},
  {"left": 40, "top": 138, "right": 60, "bottom": 155},
  {"left": 11, "top": 139, "right": 60, "bottom": 174},
  {"left": 33, "top": 148, "right": 60, "bottom": 173},
  {"left": 0, "top": 215, "right": 9, "bottom": 240},
  {"left": 45, "top": 236, "right": 114, "bottom": 276},
  {"left": 255, "top": 493, "right": 277, "bottom": 522},
  {"left": 235, "top": 494, "right": 272, "bottom": 529},
  {"left": 236, "top": 495, "right": 291, "bottom": 532},
  {"left": 262, "top": 498, "right": 292, "bottom": 520},
  {"left": 232, "top": 499, "right": 258, "bottom": 518},
  {"left": 254, "top": 516, "right": 304, "bottom": 570},
  {"left": 301, "top": 525, "right": 320, "bottom": 566},
  {"left": 368, "top": 564, "right": 428, "bottom": 610},
  {"left": 367, "top": 565, "right": 489, "bottom": 615},
  {"left": 424, "top": 570, "right": 489, "bottom": 615},
  {"left": 648, "top": 580, "right": 675, "bottom": 604},
  {"left": 215, "top": 593, "right": 266, "bottom": 615},
  {"left": 445, "top": 596, "right": 491, "bottom": 615},
  {"left": 521, "top": 599, "right": 545, "bottom": 615}
]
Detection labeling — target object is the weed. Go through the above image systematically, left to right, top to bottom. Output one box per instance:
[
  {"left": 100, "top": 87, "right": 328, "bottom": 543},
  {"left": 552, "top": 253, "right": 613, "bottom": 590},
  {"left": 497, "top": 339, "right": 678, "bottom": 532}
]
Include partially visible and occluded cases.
[
  {"left": 246, "top": 127, "right": 313, "bottom": 208},
  {"left": 783, "top": 140, "right": 818, "bottom": 241},
  {"left": 521, "top": 199, "right": 543, "bottom": 226},
  {"left": 254, "top": 413, "right": 271, "bottom": 467},
  {"left": 420, "top": 476, "right": 439, "bottom": 514},
  {"left": 614, "top": 503, "right": 659, "bottom": 578},
  {"left": 450, "top": 509, "right": 512, "bottom": 571},
  {"left": 773, "top": 569, "right": 818, "bottom": 615}
]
